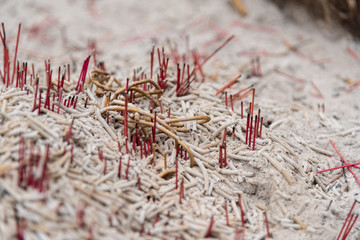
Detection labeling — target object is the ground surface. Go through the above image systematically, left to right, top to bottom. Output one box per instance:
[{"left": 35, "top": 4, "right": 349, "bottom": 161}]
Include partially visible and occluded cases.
[{"left": 0, "top": 0, "right": 360, "bottom": 239}]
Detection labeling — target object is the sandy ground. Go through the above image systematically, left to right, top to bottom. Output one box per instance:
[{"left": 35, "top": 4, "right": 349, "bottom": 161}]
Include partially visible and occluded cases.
[{"left": 0, "top": 0, "right": 360, "bottom": 239}]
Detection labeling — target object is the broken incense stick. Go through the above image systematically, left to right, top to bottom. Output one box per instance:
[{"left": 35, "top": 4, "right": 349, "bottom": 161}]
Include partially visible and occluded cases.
[{"left": 263, "top": 152, "right": 293, "bottom": 185}]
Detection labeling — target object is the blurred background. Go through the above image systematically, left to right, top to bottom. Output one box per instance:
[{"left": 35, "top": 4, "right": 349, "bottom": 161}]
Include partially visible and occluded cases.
[{"left": 273, "top": 0, "right": 360, "bottom": 38}]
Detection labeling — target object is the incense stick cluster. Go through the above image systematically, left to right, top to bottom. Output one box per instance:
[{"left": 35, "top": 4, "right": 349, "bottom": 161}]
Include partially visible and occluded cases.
[
  {"left": 1, "top": 18, "right": 359, "bottom": 240},
  {"left": 0, "top": 23, "right": 265, "bottom": 239},
  {"left": 0, "top": 23, "right": 21, "bottom": 88},
  {"left": 18, "top": 137, "right": 50, "bottom": 193},
  {"left": 337, "top": 200, "right": 359, "bottom": 240}
]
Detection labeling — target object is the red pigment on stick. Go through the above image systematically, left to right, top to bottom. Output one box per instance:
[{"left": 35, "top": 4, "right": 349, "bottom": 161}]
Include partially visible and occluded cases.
[
  {"left": 11, "top": 24, "right": 21, "bottom": 84},
  {"left": 201, "top": 35, "right": 235, "bottom": 66},
  {"left": 215, "top": 74, "right": 241, "bottom": 96},
  {"left": 251, "top": 88, "right": 255, "bottom": 116},
  {"left": 38, "top": 90, "right": 42, "bottom": 115},
  {"left": 225, "top": 91, "right": 228, "bottom": 108},
  {"left": 230, "top": 95, "right": 234, "bottom": 111},
  {"left": 73, "top": 97, "right": 78, "bottom": 109},
  {"left": 257, "top": 109, "right": 261, "bottom": 137},
  {"left": 153, "top": 112, "right": 157, "bottom": 143},
  {"left": 245, "top": 113, "right": 250, "bottom": 144},
  {"left": 253, "top": 115, "right": 257, "bottom": 151},
  {"left": 248, "top": 116, "right": 253, "bottom": 147},
  {"left": 259, "top": 117, "right": 263, "bottom": 138},
  {"left": 66, "top": 120, "right": 74, "bottom": 143},
  {"left": 140, "top": 140, "right": 143, "bottom": 159},
  {"left": 330, "top": 140, "right": 360, "bottom": 185},
  {"left": 224, "top": 143, "right": 227, "bottom": 167},
  {"left": 70, "top": 144, "right": 74, "bottom": 164},
  {"left": 219, "top": 145, "right": 223, "bottom": 168},
  {"left": 176, "top": 149, "right": 179, "bottom": 189},
  {"left": 125, "top": 157, "right": 130, "bottom": 180},
  {"left": 316, "top": 161, "right": 360, "bottom": 174},
  {"left": 238, "top": 195, "right": 245, "bottom": 228},
  {"left": 336, "top": 200, "right": 357, "bottom": 240},
  {"left": 264, "top": 212, "right": 270, "bottom": 238},
  {"left": 343, "top": 214, "right": 358, "bottom": 239},
  {"left": 205, "top": 216, "right": 214, "bottom": 238}
]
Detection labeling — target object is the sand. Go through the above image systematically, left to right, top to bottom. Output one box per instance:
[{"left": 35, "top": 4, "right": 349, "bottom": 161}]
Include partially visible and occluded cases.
[{"left": 0, "top": 0, "right": 360, "bottom": 239}]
